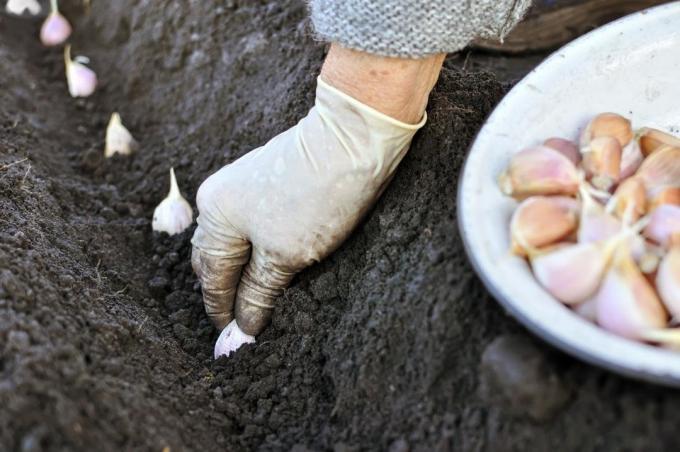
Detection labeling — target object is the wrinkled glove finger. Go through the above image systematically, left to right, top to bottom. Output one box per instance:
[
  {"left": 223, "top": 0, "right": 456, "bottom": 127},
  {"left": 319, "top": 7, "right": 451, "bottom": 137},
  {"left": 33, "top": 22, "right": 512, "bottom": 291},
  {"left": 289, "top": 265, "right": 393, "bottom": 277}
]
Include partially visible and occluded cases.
[
  {"left": 191, "top": 226, "right": 250, "bottom": 330},
  {"left": 234, "top": 248, "right": 296, "bottom": 336}
]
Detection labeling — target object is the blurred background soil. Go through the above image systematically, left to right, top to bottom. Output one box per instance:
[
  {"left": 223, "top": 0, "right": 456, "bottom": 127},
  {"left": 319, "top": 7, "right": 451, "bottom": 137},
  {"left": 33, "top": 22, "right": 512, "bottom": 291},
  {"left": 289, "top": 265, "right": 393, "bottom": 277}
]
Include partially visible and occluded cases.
[{"left": 0, "top": 1, "right": 678, "bottom": 451}]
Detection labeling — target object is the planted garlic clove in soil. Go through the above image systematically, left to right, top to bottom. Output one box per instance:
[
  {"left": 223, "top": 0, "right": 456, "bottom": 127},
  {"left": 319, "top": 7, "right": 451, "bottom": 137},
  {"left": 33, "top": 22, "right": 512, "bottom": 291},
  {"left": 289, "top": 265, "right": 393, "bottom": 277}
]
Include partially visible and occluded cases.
[
  {"left": 6, "top": 0, "right": 41, "bottom": 15},
  {"left": 40, "top": 0, "right": 71, "bottom": 46},
  {"left": 64, "top": 45, "right": 97, "bottom": 98},
  {"left": 105, "top": 113, "right": 138, "bottom": 157},
  {"left": 638, "top": 127, "right": 680, "bottom": 157},
  {"left": 581, "top": 136, "right": 621, "bottom": 191},
  {"left": 543, "top": 137, "right": 581, "bottom": 165},
  {"left": 498, "top": 146, "right": 580, "bottom": 199},
  {"left": 635, "top": 146, "right": 680, "bottom": 198},
  {"left": 152, "top": 168, "right": 193, "bottom": 235},
  {"left": 510, "top": 196, "right": 579, "bottom": 256},
  {"left": 644, "top": 204, "right": 680, "bottom": 248},
  {"left": 531, "top": 242, "right": 608, "bottom": 305},
  {"left": 595, "top": 243, "right": 668, "bottom": 340},
  {"left": 656, "top": 246, "right": 680, "bottom": 318},
  {"left": 214, "top": 320, "right": 255, "bottom": 359}
]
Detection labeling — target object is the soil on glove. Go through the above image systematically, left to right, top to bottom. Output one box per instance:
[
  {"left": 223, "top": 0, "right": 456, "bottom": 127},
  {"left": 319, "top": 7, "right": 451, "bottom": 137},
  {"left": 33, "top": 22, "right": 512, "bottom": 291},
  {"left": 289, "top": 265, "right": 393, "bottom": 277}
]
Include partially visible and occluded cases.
[{"left": 1, "top": 1, "right": 678, "bottom": 451}]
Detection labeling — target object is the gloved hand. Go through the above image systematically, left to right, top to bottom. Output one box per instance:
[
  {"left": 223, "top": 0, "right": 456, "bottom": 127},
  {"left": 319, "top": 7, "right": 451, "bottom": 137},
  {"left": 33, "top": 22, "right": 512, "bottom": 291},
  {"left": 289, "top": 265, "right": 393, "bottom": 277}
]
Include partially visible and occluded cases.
[{"left": 191, "top": 76, "right": 425, "bottom": 356}]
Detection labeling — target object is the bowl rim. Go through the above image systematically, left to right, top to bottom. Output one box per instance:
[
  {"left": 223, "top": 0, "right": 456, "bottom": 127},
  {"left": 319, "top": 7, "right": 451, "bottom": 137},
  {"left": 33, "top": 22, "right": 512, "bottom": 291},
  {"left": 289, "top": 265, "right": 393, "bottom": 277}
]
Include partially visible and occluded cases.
[{"left": 457, "top": 1, "right": 680, "bottom": 387}]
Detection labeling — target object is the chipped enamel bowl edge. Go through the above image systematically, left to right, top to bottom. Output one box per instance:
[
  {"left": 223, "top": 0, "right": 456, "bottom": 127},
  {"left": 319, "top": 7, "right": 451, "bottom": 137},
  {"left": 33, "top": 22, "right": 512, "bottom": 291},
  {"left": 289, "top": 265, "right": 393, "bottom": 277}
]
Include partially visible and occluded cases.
[{"left": 458, "top": 3, "right": 680, "bottom": 385}]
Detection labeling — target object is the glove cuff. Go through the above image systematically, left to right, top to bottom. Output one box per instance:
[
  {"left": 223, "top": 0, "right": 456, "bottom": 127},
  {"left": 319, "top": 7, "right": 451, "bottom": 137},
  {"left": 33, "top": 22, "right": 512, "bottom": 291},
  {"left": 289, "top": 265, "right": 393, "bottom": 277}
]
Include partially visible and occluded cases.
[{"left": 316, "top": 76, "right": 427, "bottom": 130}]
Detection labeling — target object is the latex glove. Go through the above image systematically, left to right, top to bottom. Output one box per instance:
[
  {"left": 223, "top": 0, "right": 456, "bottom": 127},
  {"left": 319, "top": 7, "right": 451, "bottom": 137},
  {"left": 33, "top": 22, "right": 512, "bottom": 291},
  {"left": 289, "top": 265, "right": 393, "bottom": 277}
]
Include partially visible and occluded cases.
[{"left": 191, "top": 77, "right": 425, "bottom": 356}]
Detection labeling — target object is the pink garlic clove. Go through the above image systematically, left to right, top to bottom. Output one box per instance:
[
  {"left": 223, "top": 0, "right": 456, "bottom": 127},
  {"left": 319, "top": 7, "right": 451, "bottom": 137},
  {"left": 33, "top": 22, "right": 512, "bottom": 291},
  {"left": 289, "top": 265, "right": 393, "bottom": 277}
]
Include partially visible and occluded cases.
[
  {"left": 64, "top": 45, "right": 97, "bottom": 98},
  {"left": 580, "top": 113, "right": 634, "bottom": 150},
  {"left": 638, "top": 127, "right": 680, "bottom": 157},
  {"left": 581, "top": 136, "right": 621, "bottom": 191},
  {"left": 543, "top": 137, "right": 581, "bottom": 165},
  {"left": 619, "top": 140, "right": 645, "bottom": 181},
  {"left": 498, "top": 146, "right": 580, "bottom": 200},
  {"left": 635, "top": 146, "right": 680, "bottom": 198},
  {"left": 609, "top": 177, "right": 647, "bottom": 222},
  {"left": 650, "top": 186, "right": 680, "bottom": 212},
  {"left": 578, "top": 187, "right": 620, "bottom": 244},
  {"left": 510, "top": 196, "right": 579, "bottom": 256},
  {"left": 643, "top": 204, "right": 680, "bottom": 248},
  {"left": 531, "top": 242, "right": 608, "bottom": 305},
  {"left": 595, "top": 244, "right": 668, "bottom": 340},
  {"left": 656, "top": 246, "right": 680, "bottom": 318}
]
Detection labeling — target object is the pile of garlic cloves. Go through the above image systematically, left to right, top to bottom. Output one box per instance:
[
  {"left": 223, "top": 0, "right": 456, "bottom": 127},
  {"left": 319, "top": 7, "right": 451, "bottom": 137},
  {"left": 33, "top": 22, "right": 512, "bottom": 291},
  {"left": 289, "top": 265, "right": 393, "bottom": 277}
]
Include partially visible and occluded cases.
[{"left": 500, "top": 112, "right": 680, "bottom": 348}]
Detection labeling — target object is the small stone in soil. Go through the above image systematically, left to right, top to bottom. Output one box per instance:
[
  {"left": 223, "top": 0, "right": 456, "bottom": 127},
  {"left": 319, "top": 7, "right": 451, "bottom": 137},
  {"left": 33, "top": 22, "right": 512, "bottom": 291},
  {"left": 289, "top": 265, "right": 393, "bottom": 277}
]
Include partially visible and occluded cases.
[{"left": 479, "top": 334, "right": 571, "bottom": 422}]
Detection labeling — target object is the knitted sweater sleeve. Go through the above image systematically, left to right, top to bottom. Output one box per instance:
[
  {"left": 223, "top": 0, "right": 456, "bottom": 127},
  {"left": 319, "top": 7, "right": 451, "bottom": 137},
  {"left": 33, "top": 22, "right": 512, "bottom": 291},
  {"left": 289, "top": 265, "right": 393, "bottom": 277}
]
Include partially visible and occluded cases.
[{"left": 309, "top": 0, "right": 532, "bottom": 58}]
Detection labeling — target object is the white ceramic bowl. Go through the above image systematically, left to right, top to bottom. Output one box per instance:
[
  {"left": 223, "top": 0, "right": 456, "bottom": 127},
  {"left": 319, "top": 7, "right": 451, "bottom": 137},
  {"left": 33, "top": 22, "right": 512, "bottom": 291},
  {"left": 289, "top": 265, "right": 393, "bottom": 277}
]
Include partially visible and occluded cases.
[{"left": 459, "top": 2, "right": 680, "bottom": 385}]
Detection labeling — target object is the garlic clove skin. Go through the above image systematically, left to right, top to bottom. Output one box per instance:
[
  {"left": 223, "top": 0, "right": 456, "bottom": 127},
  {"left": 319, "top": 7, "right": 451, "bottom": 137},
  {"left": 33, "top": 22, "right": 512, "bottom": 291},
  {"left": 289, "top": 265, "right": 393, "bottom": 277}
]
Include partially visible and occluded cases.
[
  {"left": 6, "top": 0, "right": 41, "bottom": 15},
  {"left": 64, "top": 45, "right": 97, "bottom": 98},
  {"left": 580, "top": 112, "right": 633, "bottom": 150},
  {"left": 105, "top": 113, "right": 138, "bottom": 158},
  {"left": 638, "top": 127, "right": 680, "bottom": 157},
  {"left": 581, "top": 136, "right": 621, "bottom": 190},
  {"left": 543, "top": 137, "right": 581, "bottom": 165},
  {"left": 619, "top": 140, "right": 645, "bottom": 181},
  {"left": 498, "top": 146, "right": 580, "bottom": 199},
  {"left": 635, "top": 146, "right": 680, "bottom": 198},
  {"left": 152, "top": 168, "right": 194, "bottom": 235},
  {"left": 609, "top": 177, "right": 647, "bottom": 222},
  {"left": 650, "top": 186, "right": 680, "bottom": 211},
  {"left": 510, "top": 196, "right": 579, "bottom": 256},
  {"left": 643, "top": 204, "right": 680, "bottom": 248},
  {"left": 531, "top": 242, "right": 608, "bottom": 305},
  {"left": 595, "top": 245, "right": 668, "bottom": 340},
  {"left": 656, "top": 246, "right": 680, "bottom": 318},
  {"left": 214, "top": 319, "right": 256, "bottom": 359},
  {"left": 638, "top": 328, "right": 680, "bottom": 349}
]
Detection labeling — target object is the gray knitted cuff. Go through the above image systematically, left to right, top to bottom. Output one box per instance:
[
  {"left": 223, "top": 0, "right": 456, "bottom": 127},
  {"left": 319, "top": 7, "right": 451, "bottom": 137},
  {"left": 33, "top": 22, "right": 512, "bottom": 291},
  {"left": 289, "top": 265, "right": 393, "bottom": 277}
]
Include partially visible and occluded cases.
[{"left": 309, "top": 0, "right": 532, "bottom": 58}]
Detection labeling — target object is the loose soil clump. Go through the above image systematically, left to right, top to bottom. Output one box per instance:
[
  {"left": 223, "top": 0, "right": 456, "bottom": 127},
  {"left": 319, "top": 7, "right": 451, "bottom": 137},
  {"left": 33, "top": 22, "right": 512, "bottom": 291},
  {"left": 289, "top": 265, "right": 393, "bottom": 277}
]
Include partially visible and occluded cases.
[{"left": 1, "top": 1, "right": 678, "bottom": 451}]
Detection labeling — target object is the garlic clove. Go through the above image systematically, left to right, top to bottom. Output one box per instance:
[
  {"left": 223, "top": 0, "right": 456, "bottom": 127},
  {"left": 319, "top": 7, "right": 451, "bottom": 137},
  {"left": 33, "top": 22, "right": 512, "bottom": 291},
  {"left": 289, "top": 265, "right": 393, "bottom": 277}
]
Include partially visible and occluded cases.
[
  {"left": 6, "top": 0, "right": 41, "bottom": 15},
  {"left": 40, "top": 0, "right": 71, "bottom": 46},
  {"left": 64, "top": 45, "right": 97, "bottom": 98},
  {"left": 580, "top": 112, "right": 633, "bottom": 150},
  {"left": 105, "top": 113, "right": 138, "bottom": 158},
  {"left": 638, "top": 127, "right": 680, "bottom": 157},
  {"left": 581, "top": 136, "right": 621, "bottom": 190},
  {"left": 543, "top": 137, "right": 581, "bottom": 165},
  {"left": 619, "top": 140, "right": 645, "bottom": 181},
  {"left": 498, "top": 146, "right": 580, "bottom": 199},
  {"left": 635, "top": 146, "right": 680, "bottom": 198},
  {"left": 152, "top": 168, "right": 194, "bottom": 235},
  {"left": 608, "top": 177, "right": 647, "bottom": 222},
  {"left": 578, "top": 186, "right": 620, "bottom": 243},
  {"left": 649, "top": 186, "right": 680, "bottom": 211},
  {"left": 510, "top": 196, "right": 579, "bottom": 256},
  {"left": 643, "top": 204, "right": 680, "bottom": 248},
  {"left": 531, "top": 242, "right": 608, "bottom": 305},
  {"left": 595, "top": 244, "right": 668, "bottom": 340},
  {"left": 656, "top": 246, "right": 680, "bottom": 318},
  {"left": 214, "top": 319, "right": 256, "bottom": 359}
]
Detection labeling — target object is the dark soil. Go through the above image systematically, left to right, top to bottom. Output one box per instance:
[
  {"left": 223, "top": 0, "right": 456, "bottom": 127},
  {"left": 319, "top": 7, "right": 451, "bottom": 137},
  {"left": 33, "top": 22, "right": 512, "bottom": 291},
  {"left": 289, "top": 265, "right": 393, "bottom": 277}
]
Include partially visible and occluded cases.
[{"left": 1, "top": 1, "right": 678, "bottom": 451}]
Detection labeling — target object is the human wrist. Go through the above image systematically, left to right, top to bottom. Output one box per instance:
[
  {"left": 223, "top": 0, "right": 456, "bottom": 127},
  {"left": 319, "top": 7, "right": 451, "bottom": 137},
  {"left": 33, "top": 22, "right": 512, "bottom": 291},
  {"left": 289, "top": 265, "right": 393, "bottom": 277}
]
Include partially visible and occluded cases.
[{"left": 319, "top": 43, "right": 445, "bottom": 125}]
